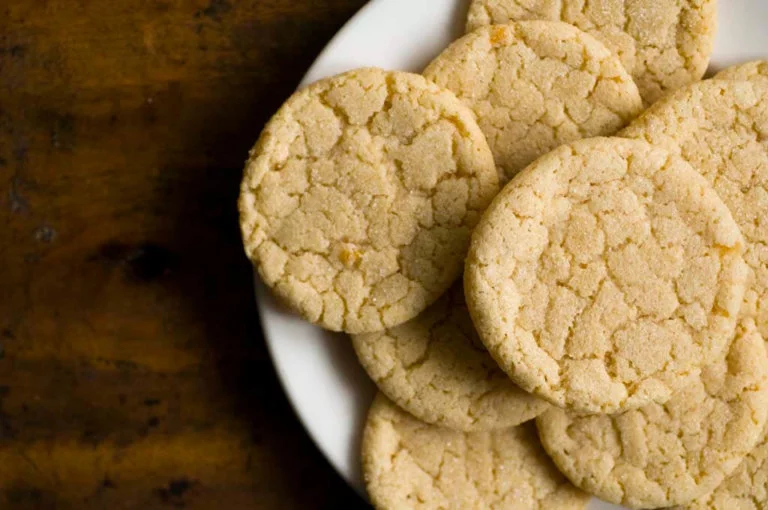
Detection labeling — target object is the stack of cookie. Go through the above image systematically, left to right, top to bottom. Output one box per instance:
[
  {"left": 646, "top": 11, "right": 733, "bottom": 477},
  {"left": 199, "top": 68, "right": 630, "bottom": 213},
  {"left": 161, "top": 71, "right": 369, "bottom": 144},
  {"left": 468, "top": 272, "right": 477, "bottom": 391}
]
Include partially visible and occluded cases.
[{"left": 239, "top": 1, "right": 768, "bottom": 508}]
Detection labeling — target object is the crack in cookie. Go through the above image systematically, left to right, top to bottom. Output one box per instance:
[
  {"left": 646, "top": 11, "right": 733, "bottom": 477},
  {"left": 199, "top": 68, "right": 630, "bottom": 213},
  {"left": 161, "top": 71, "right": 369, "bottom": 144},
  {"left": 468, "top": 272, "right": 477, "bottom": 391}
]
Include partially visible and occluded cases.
[
  {"left": 465, "top": 0, "right": 717, "bottom": 104},
  {"left": 423, "top": 21, "right": 642, "bottom": 184},
  {"left": 239, "top": 68, "right": 499, "bottom": 333},
  {"left": 621, "top": 79, "right": 768, "bottom": 340},
  {"left": 465, "top": 137, "right": 747, "bottom": 414},
  {"left": 352, "top": 284, "right": 549, "bottom": 431},
  {"left": 537, "top": 324, "right": 768, "bottom": 508},
  {"left": 362, "top": 394, "right": 589, "bottom": 509}
]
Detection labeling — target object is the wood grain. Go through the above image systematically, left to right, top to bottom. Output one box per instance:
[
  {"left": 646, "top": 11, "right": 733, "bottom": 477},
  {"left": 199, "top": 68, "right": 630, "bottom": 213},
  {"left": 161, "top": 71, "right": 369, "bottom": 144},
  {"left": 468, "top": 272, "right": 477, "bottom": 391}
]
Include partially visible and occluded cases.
[{"left": 0, "top": 0, "right": 367, "bottom": 508}]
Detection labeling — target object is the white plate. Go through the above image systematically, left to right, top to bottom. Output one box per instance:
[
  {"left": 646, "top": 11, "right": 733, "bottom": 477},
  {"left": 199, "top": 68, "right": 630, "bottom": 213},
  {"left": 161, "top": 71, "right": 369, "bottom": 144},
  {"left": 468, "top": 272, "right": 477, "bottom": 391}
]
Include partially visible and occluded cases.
[{"left": 258, "top": 1, "right": 768, "bottom": 507}]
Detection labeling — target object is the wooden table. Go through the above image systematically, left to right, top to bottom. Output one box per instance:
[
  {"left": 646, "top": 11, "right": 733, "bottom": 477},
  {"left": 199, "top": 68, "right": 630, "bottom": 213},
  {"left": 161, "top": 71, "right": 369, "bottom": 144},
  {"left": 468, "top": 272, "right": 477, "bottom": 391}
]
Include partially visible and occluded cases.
[{"left": 0, "top": 1, "right": 366, "bottom": 507}]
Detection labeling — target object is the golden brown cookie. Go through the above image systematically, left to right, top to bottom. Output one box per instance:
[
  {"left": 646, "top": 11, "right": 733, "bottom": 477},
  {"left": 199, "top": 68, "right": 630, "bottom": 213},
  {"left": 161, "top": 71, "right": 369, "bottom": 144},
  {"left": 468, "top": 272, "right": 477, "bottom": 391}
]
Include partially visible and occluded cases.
[
  {"left": 466, "top": 0, "right": 717, "bottom": 104},
  {"left": 423, "top": 21, "right": 642, "bottom": 183},
  {"left": 239, "top": 68, "right": 499, "bottom": 333},
  {"left": 621, "top": 79, "right": 768, "bottom": 338},
  {"left": 465, "top": 137, "right": 747, "bottom": 414},
  {"left": 352, "top": 285, "right": 549, "bottom": 431},
  {"left": 537, "top": 324, "right": 768, "bottom": 509},
  {"left": 362, "top": 394, "right": 589, "bottom": 510}
]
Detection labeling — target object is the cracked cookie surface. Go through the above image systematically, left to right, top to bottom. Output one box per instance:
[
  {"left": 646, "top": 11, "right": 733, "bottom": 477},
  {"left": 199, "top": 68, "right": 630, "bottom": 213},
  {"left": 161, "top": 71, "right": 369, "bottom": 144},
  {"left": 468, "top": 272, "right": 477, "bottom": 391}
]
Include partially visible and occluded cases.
[
  {"left": 465, "top": 0, "right": 717, "bottom": 105},
  {"left": 423, "top": 21, "right": 642, "bottom": 184},
  {"left": 715, "top": 59, "right": 768, "bottom": 85},
  {"left": 239, "top": 68, "right": 499, "bottom": 333},
  {"left": 621, "top": 79, "right": 768, "bottom": 339},
  {"left": 465, "top": 137, "right": 747, "bottom": 414},
  {"left": 352, "top": 284, "right": 549, "bottom": 431},
  {"left": 537, "top": 325, "right": 768, "bottom": 509},
  {"left": 362, "top": 393, "right": 589, "bottom": 510},
  {"left": 677, "top": 425, "right": 768, "bottom": 509}
]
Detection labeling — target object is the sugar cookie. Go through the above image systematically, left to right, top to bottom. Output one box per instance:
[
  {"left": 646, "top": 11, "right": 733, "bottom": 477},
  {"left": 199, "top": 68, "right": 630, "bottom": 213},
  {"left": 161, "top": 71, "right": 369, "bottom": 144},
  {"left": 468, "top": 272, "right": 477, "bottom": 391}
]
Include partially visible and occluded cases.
[
  {"left": 466, "top": 0, "right": 717, "bottom": 104},
  {"left": 424, "top": 21, "right": 642, "bottom": 183},
  {"left": 715, "top": 59, "right": 768, "bottom": 86},
  {"left": 239, "top": 68, "right": 499, "bottom": 333},
  {"left": 621, "top": 79, "right": 768, "bottom": 338},
  {"left": 465, "top": 137, "right": 747, "bottom": 414},
  {"left": 352, "top": 285, "right": 549, "bottom": 431},
  {"left": 537, "top": 324, "right": 768, "bottom": 509},
  {"left": 362, "top": 394, "right": 589, "bottom": 510},
  {"left": 678, "top": 427, "right": 768, "bottom": 509}
]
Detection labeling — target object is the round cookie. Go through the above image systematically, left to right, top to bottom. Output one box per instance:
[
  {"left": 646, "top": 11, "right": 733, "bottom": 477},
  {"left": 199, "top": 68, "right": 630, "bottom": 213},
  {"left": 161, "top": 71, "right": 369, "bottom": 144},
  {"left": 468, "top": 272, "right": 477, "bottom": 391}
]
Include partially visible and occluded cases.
[
  {"left": 465, "top": 0, "right": 717, "bottom": 104},
  {"left": 423, "top": 21, "right": 642, "bottom": 183},
  {"left": 715, "top": 59, "right": 768, "bottom": 85},
  {"left": 239, "top": 68, "right": 499, "bottom": 333},
  {"left": 621, "top": 79, "right": 768, "bottom": 338},
  {"left": 465, "top": 137, "right": 748, "bottom": 414},
  {"left": 352, "top": 284, "right": 549, "bottom": 431},
  {"left": 537, "top": 324, "right": 768, "bottom": 509},
  {"left": 362, "top": 393, "right": 589, "bottom": 510},
  {"left": 678, "top": 426, "right": 768, "bottom": 509}
]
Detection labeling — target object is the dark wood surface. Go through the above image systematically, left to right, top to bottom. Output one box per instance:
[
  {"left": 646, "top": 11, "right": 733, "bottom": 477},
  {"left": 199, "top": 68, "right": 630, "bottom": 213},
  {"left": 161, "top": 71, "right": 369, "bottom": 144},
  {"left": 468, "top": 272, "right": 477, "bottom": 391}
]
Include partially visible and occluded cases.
[{"left": 0, "top": 1, "right": 367, "bottom": 508}]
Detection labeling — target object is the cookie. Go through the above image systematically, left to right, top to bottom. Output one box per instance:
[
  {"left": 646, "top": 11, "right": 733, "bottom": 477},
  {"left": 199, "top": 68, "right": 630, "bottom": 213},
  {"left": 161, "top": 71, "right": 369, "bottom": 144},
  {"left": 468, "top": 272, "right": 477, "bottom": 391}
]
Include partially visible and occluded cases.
[
  {"left": 465, "top": 0, "right": 717, "bottom": 104},
  {"left": 423, "top": 21, "right": 642, "bottom": 183},
  {"left": 715, "top": 59, "right": 768, "bottom": 85},
  {"left": 239, "top": 68, "right": 499, "bottom": 333},
  {"left": 621, "top": 79, "right": 768, "bottom": 338},
  {"left": 465, "top": 137, "right": 748, "bottom": 414},
  {"left": 352, "top": 284, "right": 549, "bottom": 431},
  {"left": 537, "top": 324, "right": 768, "bottom": 509},
  {"left": 361, "top": 393, "right": 589, "bottom": 510},
  {"left": 678, "top": 426, "right": 768, "bottom": 509}
]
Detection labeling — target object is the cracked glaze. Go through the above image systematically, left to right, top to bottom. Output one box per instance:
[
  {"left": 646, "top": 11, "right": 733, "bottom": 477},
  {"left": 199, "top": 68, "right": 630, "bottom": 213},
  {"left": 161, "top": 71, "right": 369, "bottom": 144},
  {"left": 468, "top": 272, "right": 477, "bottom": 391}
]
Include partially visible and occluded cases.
[
  {"left": 465, "top": 0, "right": 717, "bottom": 104},
  {"left": 423, "top": 21, "right": 642, "bottom": 184},
  {"left": 239, "top": 68, "right": 499, "bottom": 333},
  {"left": 621, "top": 79, "right": 768, "bottom": 340},
  {"left": 465, "top": 137, "right": 747, "bottom": 414},
  {"left": 352, "top": 284, "right": 549, "bottom": 432},
  {"left": 537, "top": 325, "right": 768, "bottom": 509},
  {"left": 361, "top": 394, "right": 588, "bottom": 510}
]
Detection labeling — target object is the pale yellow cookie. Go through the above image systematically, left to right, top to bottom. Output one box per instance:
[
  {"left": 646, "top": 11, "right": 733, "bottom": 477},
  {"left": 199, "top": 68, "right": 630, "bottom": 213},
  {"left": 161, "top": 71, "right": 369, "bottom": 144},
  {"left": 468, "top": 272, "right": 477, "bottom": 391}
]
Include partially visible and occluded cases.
[
  {"left": 466, "top": 0, "right": 717, "bottom": 104},
  {"left": 423, "top": 21, "right": 642, "bottom": 183},
  {"left": 715, "top": 59, "right": 768, "bottom": 85},
  {"left": 239, "top": 68, "right": 499, "bottom": 333},
  {"left": 621, "top": 79, "right": 768, "bottom": 338},
  {"left": 465, "top": 137, "right": 747, "bottom": 414},
  {"left": 352, "top": 285, "right": 549, "bottom": 431},
  {"left": 537, "top": 324, "right": 768, "bottom": 509},
  {"left": 362, "top": 393, "right": 589, "bottom": 510},
  {"left": 677, "top": 426, "right": 768, "bottom": 509}
]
